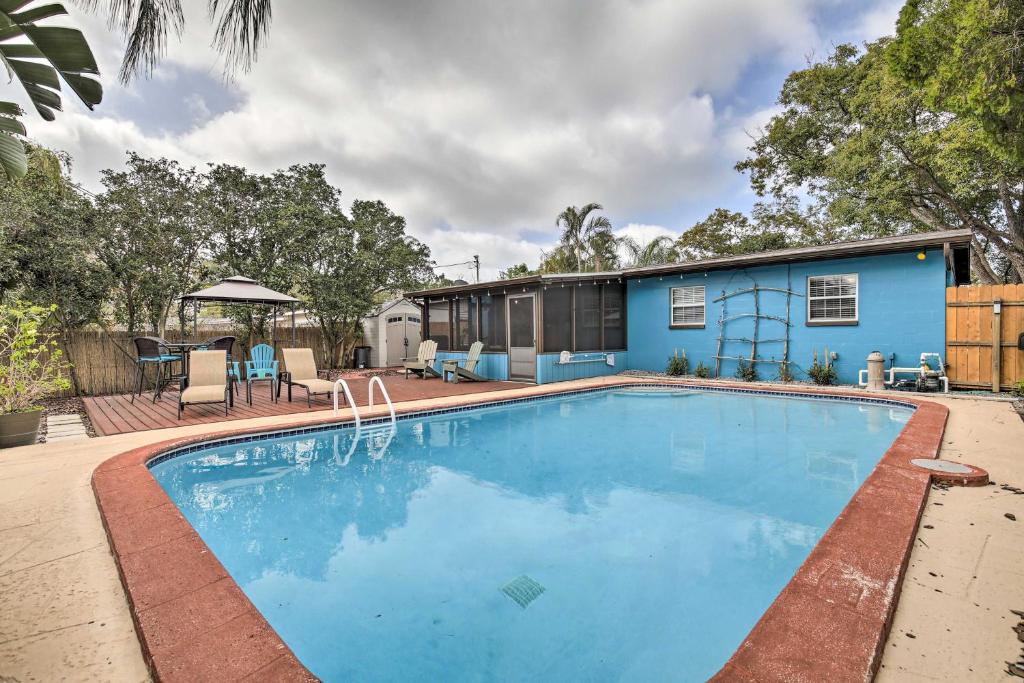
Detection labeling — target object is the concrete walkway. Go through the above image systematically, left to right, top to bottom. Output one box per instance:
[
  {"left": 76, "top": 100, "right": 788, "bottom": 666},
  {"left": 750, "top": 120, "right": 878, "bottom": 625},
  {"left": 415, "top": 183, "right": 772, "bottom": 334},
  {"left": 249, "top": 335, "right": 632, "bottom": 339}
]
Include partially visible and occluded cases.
[
  {"left": 0, "top": 380, "right": 1020, "bottom": 681},
  {"left": 877, "top": 397, "right": 1024, "bottom": 681}
]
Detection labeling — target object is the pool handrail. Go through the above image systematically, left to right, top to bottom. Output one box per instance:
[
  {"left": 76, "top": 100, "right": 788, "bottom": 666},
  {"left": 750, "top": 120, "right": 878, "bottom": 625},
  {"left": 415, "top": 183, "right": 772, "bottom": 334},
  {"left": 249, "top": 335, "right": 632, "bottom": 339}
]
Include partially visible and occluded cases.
[
  {"left": 368, "top": 375, "right": 396, "bottom": 424},
  {"left": 332, "top": 378, "right": 360, "bottom": 430}
]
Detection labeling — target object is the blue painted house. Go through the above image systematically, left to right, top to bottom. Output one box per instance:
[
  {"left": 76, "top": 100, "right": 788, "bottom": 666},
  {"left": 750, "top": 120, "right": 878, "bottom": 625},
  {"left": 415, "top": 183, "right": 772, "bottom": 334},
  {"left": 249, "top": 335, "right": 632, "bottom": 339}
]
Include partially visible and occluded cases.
[{"left": 407, "top": 229, "right": 972, "bottom": 385}]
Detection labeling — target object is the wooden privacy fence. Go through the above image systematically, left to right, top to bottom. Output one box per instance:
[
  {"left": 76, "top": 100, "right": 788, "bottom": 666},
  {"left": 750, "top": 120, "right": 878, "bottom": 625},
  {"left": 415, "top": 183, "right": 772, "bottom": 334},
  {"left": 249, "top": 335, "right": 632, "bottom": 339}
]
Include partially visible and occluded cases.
[
  {"left": 946, "top": 284, "right": 1024, "bottom": 391},
  {"left": 55, "top": 327, "right": 333, "bottom": 398}
]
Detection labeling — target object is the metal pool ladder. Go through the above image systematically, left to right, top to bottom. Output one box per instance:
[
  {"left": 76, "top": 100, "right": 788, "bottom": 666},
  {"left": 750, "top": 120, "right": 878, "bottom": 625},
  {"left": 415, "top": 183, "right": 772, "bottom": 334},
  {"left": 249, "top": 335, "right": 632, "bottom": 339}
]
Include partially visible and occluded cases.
[
  {"left": 332, "top": 376, "right": 397, "bottom": 428},
  {"left": 368, "top": 376, "right": 396, "bottom": 424},
  {"left": 331, "top": 377, "right": 397, "bottom": 465}
]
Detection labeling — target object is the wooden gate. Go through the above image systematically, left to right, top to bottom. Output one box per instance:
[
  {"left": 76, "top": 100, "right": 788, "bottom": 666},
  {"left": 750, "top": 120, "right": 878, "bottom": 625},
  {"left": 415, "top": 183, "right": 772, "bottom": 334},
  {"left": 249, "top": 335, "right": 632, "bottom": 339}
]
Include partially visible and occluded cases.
[{"left": 946, "top": 284, "right": 1024, "bottom": 391}]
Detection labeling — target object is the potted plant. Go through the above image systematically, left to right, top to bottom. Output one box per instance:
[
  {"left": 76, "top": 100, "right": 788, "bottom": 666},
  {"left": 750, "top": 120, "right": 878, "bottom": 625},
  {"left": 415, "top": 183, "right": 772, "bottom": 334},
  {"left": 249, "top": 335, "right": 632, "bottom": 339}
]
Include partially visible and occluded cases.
[{"left": 0, "top": 303, "right": 71, "bottom": 448}]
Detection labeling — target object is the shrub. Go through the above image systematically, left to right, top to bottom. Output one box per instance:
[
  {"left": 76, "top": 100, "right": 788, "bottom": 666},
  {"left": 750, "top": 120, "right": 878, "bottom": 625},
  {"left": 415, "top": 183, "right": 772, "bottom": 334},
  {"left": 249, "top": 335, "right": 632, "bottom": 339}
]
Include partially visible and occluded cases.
[
  {"left": 0, "top": 303, "right": 71, "bottom": 415},
  {"left": 808, "top": 348, "right": 838, "bottom": 386},
  {"left": 666, "top": 349, "right": 689, "bottom": 376},
  {"left": 735, "top": 359, "right": 758, "bottom": 382},
  {"left": 694, "top": 361, "right": 710, "bottom": 379},
  {"left": 778, "top": 361, "right": 794, "bottom": 383},
  {"left": 1011, "top": 379, "right": 1024, "bottom": 398}
]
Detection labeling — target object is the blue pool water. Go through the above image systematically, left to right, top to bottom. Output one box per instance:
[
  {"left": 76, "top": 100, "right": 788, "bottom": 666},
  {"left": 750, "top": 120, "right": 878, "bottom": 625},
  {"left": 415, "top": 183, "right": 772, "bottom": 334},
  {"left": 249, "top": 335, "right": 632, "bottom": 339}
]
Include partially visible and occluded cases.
[{"left": 151, "top": 387, "right": 912, "bottom": 682}]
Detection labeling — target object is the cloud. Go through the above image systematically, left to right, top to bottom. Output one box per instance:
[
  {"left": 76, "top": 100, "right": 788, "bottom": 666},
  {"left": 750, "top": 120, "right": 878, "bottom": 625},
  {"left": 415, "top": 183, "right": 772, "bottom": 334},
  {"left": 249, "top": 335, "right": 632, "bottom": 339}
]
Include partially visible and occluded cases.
[{"left": 18, "top": 0, "right": 900, "bottom": 279}]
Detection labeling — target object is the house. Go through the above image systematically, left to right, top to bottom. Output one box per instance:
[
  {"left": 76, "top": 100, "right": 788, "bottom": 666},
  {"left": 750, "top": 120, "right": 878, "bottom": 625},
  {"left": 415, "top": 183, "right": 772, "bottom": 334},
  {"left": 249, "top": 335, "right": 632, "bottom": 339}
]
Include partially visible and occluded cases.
[
  {"left": 406, "top": 229, "right": 973, "bottom": 385},
  {"left": 277, "top": 298, "right": 422, "bottom": 368}
]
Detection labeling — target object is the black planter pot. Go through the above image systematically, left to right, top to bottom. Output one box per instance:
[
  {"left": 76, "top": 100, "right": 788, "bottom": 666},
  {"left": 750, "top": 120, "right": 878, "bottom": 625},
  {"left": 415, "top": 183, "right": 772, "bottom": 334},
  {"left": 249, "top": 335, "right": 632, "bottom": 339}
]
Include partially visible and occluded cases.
[{"left": 0, "top": 410, "right": 42, "bottom": 448}]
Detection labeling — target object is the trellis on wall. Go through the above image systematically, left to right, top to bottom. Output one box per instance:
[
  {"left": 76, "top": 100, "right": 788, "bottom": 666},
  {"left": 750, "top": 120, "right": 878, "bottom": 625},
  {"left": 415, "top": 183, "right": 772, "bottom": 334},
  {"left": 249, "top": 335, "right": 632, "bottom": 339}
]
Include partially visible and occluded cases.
[{"left": 712, "top": 268, "right": 803, "bottom": 378}]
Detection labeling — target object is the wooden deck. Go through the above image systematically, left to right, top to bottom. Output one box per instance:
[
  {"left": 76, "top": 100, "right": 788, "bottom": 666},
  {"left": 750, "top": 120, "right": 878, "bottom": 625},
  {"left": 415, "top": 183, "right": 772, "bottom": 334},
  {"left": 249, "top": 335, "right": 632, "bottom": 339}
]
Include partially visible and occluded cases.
[{"left": 83, "top": 374, "right": 521, "bottom": 436}]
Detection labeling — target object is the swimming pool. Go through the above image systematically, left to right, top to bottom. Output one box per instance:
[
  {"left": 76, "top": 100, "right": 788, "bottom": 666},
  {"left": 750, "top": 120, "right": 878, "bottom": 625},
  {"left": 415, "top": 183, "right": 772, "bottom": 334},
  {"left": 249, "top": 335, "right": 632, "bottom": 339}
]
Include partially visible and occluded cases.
[{"left": 150, "top": 386, "right": 913, "bottom": 681}]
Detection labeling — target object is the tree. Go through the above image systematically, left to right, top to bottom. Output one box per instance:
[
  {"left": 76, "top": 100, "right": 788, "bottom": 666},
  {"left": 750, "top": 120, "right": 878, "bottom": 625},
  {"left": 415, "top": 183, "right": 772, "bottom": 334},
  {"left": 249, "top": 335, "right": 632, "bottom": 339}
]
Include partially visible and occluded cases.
[
  {"left": 84, "top": 0, "right": 273, "bottom": 82},
  {"left": 889, "top": 0, "right": 1024, "bottom": 164},
  {"left": 1, "top": 1, "right": 103, "bottom": 180},
  {"left": 736, "top": 40, "right": 1024, "bottom": 282},
  {"left": 0, "top": 146, "right": 110, "bottom": 393},
  {"left": 95, "top": 154, "right": 209, "bottom": 336},
  {"left": 203, "top": 163, "right": 326, "bottom": 349},
  {"left": 299, "top": 199, "right": 432, "bottom": 368},
  {"left": 555, "top": 203, "right": 613, "bottom": 272},
  {"left": 675, "top": 209, "right": 787, "bottom": 260},
  {"left": 622, "top": 235, "right": 678, "bottom": 267},
  {"left": 498, "top": 263, "right": 534, "bottom": 279}
]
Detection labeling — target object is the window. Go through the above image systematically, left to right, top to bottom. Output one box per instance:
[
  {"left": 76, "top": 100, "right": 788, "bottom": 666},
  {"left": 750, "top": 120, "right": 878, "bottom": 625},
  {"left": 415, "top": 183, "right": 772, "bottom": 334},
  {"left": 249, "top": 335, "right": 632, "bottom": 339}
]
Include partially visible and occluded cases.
[
  {"left": 807, "top": 274, "right": 858, "bottom": 324},
  {"left": 541, "top": 282, "right": 626, "bottom": 352},
  {"left": 574, "top": 284, "right": 602, "bottom": 350},
  {"left": 602, "top": 284, "right": 625, "bottom": 349},
  {"left": 670, "top": 286, "right": 705, "bottom": 327},
  {"left": 542, "top": 287, "right": 572, "bottom": 352},
  {"left": 479, "top": 294, "right": 506, "bottom": 351},
  {"left": 452, "top": 297, "right": 478, "bottom": 350},
  {"left": 427, "top": 300, "right": 450, "bottom": 350},
  {"left": 408, "top": 316, "right": 421, "bottom": 324}
]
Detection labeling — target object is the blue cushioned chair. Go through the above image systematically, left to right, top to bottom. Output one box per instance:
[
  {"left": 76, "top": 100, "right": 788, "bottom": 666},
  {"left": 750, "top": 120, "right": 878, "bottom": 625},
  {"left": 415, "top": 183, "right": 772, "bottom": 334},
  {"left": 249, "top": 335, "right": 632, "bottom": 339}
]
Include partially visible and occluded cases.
[{"left": 131, "top": 337, "right": 183, "bottom": 404}]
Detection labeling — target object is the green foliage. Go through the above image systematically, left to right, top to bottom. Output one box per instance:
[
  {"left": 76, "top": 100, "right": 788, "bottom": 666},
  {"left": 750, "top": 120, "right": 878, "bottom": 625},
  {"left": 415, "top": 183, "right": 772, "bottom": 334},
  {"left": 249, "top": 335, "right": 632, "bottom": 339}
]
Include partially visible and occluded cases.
[
  {"left": 889, "top": 0, "right": 1024, "bottom": 164},
  {"left": 0, "top": 3, "right": 102, "bottom": 181},
  {"left": 737, "top": 37, "right": 1024, "bottom": 282},
  {"left": 95, "top": 153, "right": 209, "bottom": 336},
  {"left": 298, "top": 199, "right": 432, "bottom": 367},
  {"left": 552, "top": 203, "right": 618, "bottom": 272},
  {"left": 622, "top": 236, "right": 678, "bottom": 267},
  {"left": 499, "top": 263, "right": 534, "bottom": 279},
  {"left": 0, "top": 303, "right": 71, "bottom": 414},
  {"left": 808, "top": 348, "right": 838, "bottom": 385},
  {"left": 666, "top": 349, "right": 689, "bottom": 376},
  {"left": 735, "top": 359, "right": 758, "bottom": 382},
  {"left": 694, "top": 361, "right": 710, "bottom": 379},
  {"left": 778, "top": 361, "right": 795, "bottom": 383},
  {"left": 1011, "top": 379, "right": 1024, "bottom": 397}
]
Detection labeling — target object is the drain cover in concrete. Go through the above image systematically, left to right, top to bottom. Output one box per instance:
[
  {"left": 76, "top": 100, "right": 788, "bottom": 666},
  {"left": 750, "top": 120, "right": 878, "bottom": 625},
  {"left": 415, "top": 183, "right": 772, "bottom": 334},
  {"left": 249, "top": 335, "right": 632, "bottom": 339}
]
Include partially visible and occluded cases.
[
  {"left": 910, "top": 459, "right": 973, "bottom": 474},
  {"left": 501, "top": 575, "right": 545, "bottom": 609}
]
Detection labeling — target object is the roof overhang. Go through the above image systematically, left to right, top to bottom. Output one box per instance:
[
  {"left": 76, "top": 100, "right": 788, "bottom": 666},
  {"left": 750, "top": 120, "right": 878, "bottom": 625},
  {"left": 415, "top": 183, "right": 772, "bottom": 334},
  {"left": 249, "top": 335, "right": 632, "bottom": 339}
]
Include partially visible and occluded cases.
[
  {"left": 406, "top": 229, "right": 973, "bottom": 300},
  {"left": 407, "top": 271, "right": 623, "bottom": 299}
]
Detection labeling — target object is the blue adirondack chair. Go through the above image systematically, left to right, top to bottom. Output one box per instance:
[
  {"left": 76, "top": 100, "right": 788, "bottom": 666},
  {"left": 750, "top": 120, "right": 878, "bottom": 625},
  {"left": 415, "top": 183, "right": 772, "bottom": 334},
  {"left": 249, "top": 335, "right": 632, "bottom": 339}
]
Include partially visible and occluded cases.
[{"left": 244, "top": 344, "right": 279, "bottom": 380}]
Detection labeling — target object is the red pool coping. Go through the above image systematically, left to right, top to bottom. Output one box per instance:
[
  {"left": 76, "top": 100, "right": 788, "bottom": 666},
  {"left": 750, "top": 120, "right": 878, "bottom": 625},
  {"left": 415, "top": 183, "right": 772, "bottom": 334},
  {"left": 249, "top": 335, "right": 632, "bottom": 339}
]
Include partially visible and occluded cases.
[{"left": 91, "top": 380, "right": 947, "bottom": 682}]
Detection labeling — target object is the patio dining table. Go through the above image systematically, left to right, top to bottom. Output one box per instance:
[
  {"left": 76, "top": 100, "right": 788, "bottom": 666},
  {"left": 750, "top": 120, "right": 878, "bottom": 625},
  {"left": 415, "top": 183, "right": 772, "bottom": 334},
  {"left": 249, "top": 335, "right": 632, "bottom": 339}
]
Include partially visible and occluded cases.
[{"left": 162, "top": 340, "right": 209, "bottom": 376}]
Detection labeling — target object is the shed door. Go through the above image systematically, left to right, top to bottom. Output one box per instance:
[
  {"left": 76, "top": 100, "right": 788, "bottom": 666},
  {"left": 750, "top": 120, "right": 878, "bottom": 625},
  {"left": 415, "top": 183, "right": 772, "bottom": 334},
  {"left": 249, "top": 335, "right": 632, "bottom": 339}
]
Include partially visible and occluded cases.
[
  {"left": 507, "top": 294, "right": 536, "bottom": 381},
  {"left": 386, "top": 314, "right": 420, "bottom": 366}
]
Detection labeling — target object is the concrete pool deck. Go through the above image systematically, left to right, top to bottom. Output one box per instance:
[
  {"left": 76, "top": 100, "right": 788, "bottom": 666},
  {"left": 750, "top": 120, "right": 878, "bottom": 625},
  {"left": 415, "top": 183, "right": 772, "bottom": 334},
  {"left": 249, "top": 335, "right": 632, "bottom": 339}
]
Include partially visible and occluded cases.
[{"left": 1, "top": 376, "right": 1021, "bottom": 681}]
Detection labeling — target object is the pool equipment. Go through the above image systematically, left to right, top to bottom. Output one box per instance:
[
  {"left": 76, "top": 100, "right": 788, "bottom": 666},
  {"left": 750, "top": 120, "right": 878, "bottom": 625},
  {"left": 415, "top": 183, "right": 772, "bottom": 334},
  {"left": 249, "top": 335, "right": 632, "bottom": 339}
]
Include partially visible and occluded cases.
[{"left": 858, "top": 352, "right": 948, "bottom": 392}]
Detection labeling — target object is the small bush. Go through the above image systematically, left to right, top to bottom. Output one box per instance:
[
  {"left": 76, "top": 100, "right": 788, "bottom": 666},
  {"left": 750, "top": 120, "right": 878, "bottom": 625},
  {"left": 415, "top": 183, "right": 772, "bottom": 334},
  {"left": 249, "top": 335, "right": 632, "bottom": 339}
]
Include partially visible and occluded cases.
[
  {"left": 808, "top": 348, "right": 838, "bottom": 385},
  {"left": 666, "top": 349, "right": 689, "bottom": 376},
  {"left": 735, "top": 359, "right": 758, "bottom": 382},
  {"left": 694, "top": 361, "right": 710, "bottom": 379},
  {"left": 778, "top": 361, "right": 794, "bottom": 383},
  {"left": 1011, "top": 379, "right": 1024, "bottom": 398}
]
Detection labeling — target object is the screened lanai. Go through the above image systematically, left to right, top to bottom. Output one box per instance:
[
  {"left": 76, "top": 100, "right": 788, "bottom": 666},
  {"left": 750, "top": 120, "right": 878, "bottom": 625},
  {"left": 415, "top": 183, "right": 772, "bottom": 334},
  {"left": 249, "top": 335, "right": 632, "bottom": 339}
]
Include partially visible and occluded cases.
[{"left": 407, "top": 272, "right": 627, "bottom": 383}]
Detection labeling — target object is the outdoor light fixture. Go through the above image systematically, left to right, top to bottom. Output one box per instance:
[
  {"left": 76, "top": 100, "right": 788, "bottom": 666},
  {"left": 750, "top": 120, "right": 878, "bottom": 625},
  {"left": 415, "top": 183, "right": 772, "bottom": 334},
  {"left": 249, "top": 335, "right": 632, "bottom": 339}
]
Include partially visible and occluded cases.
[{"left": 917, "top": 251, "right": 926, "bottom": 260}]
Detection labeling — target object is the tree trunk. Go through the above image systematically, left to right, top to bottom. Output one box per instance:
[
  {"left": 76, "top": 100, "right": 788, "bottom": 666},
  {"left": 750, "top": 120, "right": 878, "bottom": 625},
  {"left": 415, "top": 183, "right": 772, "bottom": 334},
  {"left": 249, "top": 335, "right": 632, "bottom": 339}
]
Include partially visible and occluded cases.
[{"left": 970, "top": 240, "right": 999, "bottom": 284}]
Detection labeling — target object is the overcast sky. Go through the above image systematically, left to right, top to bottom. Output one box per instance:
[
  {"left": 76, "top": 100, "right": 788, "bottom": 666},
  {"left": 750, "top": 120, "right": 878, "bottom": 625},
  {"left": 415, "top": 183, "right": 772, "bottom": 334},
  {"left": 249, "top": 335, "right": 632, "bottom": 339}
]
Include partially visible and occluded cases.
[{"left": 16, "top": 0, "right": 902, "bottom": 280}]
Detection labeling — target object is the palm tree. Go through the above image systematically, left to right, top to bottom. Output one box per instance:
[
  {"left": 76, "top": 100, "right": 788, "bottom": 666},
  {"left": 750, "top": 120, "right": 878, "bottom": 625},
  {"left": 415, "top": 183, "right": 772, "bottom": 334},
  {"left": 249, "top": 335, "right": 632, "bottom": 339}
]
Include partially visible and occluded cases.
[
  {"left": 81, "top": 0, "right": 273, "bottom": 83},
  {"left": 1, "top": 3, "right": 103, "bottom": 180},
  {"left": 555, "top": 203, "right": 612, "bottom": 273},
  {"left": 587, "top": 228, "right": 620, "bottom": 271},
  {"left": 622, "top": 236, "right": 678, "bottom": 267}
]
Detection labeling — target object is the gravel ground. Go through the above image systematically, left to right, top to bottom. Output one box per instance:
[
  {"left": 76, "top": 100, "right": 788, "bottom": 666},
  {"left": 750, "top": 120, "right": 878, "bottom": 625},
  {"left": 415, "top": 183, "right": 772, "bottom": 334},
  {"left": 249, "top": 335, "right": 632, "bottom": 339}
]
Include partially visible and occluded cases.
[{"left": 36, "top": 396, "right": 97, "bottom": 443}]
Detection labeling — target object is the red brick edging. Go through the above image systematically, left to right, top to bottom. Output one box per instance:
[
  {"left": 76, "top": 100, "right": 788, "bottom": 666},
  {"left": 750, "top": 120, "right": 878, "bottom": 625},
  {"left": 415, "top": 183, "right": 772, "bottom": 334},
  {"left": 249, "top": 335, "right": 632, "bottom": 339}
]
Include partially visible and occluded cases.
[{"left": 91, "top": 380, "right": 947, "bottom": 682}]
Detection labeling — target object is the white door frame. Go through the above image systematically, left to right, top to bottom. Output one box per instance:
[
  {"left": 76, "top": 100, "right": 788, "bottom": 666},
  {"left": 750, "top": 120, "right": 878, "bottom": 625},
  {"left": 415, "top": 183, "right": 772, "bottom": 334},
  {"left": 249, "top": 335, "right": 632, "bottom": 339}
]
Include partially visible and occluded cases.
[{"left": 507, "top": 292, "right": 537, "bottom": 382}]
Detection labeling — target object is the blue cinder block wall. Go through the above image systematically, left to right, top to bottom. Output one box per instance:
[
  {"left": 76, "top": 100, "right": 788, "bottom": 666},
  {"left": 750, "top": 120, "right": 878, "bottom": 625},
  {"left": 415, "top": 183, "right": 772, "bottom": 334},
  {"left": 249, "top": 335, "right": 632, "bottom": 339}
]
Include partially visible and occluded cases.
[{"left": 626, "top": 248, "right": 947, "bottom": 385}]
